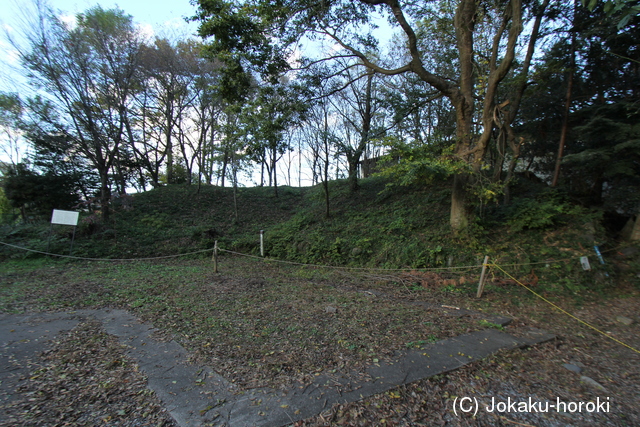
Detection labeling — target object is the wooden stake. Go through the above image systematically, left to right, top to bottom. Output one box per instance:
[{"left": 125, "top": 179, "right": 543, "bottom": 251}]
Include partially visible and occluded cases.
[
  {"left": 260, "top": 230, "right": 264, "bottom": 257},
  {"left": 213, "top": 240, "right": 218, "bottom": 273},
  {"left": 476, "top": 255, "right": 490, "bottom": 298}
]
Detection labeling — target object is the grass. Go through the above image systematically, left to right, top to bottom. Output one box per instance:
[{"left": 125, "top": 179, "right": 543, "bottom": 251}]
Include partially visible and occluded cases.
[
  {"left": 2, "top": 175, "right": 635, "bottom": 296},
  {"left": 2, "top": 176, "right": 640, "bottom": 425},
  {"left": 0, "top": 255, "right": 496, "bottom": 389}
]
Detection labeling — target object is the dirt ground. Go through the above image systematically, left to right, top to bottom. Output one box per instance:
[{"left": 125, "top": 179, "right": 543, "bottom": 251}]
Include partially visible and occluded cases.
[{"left": 1, "top": 259, "right": 638, "bottom": 426}]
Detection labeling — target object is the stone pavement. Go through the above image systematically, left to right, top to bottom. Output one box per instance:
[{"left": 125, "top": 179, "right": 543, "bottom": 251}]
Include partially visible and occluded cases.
[{"left": 0, "top": 309, "right": 554, "bottom": 426}]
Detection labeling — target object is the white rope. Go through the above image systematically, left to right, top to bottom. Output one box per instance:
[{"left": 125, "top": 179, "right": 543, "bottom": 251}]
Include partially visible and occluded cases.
[{"left": 0, "top": 241, "right": 213, "bottom": 261}]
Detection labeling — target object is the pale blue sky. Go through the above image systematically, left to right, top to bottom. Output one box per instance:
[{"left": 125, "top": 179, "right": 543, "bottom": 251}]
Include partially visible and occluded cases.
[
  {"left": 0, "top": 0, "right": 202, "bottom": 164},
  {"left": 1, "top": 0, "right": 200, "bottom": 92},
  {"left": 2, "top": 0, "right": 199, "bottom": 33}
]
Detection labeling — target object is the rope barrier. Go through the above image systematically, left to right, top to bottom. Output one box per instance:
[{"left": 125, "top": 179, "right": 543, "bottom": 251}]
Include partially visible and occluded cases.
[
  {"left": 2, "top": 238, "right": 630, "bottom": 272},
  {"left": 3, "top": 238, "right": 638, "bottom": 354},
  {"left": 0, "top": 241, "right": 213, "bottom": 261},
  {"left": 217, "top": 248, "right": 481, "bottom": 272},
  {"left": 489, "top": 262, "right": 640, "bottom": 355}
]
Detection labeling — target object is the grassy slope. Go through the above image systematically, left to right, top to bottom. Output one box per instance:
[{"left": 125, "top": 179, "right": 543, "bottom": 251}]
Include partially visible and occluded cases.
[
  {"left": 1, "top": 176, "right": 637, "bottom": 293},
  {"left": 2, "top": 178, "right": 639, "bottom": 426}
]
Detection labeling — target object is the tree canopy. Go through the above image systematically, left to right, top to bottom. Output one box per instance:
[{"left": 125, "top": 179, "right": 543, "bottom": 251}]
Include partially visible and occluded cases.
[{"left": 1, "top": 0, "right": 638, "bottom": 232}]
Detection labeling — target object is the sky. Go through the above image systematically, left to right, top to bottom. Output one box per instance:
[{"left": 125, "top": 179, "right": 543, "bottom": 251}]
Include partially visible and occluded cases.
[
  {"left": 0, "top": 0, "right": 203, "bottom": 166},
  {"left": 0, "top": 0, "right": 391, "bottom": 185},
  {"left": 0, "top": 0, "right": 322, "bottom": 186},
  {"left": 1, "top": 0, "right": 201, "bottom": 92}
]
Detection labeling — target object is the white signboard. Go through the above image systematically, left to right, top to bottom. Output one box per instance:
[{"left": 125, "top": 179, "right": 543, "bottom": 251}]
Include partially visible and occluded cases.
[
  {"left": 51, "top": 209, "right": 80, "bottom": 226},
  {"left": 580, "top": 256, "right": 591, "bottom": 271}
]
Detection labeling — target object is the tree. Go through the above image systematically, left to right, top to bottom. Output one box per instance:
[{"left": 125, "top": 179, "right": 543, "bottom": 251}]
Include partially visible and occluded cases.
[
  {"left": 192, "top": 0, "right": 549, "bottom": 233},
  {"left": 583, "top": 0, "right": 640, "bottom": 28},
  {"left": 14, "top": 3, "right": 145, "bottom": 221},
  {"left": 519, "top": 3, "right": 640, "bottom": 213},
  {"left": 139, "top": 38, "right": 202, "bottom": 185},
  {"left": 332, "top": 66, "right": 381, "bottom": 192},
  {"left": 243, "top": 80, "right": 307, "bottom": 196},
  {"left": 0, "top": 92, "right": 25, "bottom": 165},
  {"left": 3, "top": 162, "right": 80, "bottom": 220}
]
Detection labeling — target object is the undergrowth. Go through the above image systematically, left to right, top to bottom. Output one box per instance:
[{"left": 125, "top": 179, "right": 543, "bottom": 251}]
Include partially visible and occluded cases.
[{"left": 1, "top": 176, "right": 638, "bottom": 296}]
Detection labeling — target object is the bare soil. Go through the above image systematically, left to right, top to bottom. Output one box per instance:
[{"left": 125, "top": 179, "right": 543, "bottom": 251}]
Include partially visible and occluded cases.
[{"left": 1, "top": 257, "right": 638, "bottom": 426}]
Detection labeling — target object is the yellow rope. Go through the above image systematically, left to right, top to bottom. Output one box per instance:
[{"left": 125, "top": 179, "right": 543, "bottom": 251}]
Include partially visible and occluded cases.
[
  {"left": 0, "top": 241, "right": 213, "bottom": 261},
  {"left": 489, "top": 263, "right": 640, "bottom": 355}
]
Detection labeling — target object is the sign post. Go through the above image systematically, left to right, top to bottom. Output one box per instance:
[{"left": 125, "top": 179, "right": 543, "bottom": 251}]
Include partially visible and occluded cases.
[{"left": 48, "top": 209, "right": 80, "bottom": 255}]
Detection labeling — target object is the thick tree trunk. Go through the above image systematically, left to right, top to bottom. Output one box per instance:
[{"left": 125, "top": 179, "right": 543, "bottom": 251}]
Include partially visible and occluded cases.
[
  {"left": 347, "top": 69, "right": 373, "bottom": 193},
  {"left": 347, "top": 157, "right": 359, "bottom": 192},
  {"left": 99, "top": 170, "right": 111, "bottom": 222},
  {"left": 450, "top": 173, "right": 470, "bottom": 232}
]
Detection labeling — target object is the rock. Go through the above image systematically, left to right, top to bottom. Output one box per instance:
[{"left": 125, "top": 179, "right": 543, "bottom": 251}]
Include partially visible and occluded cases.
[
  {"left": 620, "top": 218, "right": 635, "bottom": 241},
  {"left": 619, "top": 246, "right": 639, "bottom": 258},
  {"left": 351, "top": 247, "right": 363, "bottom": 257},
  {"left": 325, "top": 306, "right": 337, "bottom": 314},
  {"left": 616, "top": 315, "right": 634, "bottom": 326},
  {"left": 563, "top": 363, "right": 583, "bottom": 374},
  {"left": 580, "top": 375, "right": 607, "bottom": 392}
]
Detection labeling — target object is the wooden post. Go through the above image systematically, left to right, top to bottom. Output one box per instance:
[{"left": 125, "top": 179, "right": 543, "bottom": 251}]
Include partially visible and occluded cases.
[
  {"left": 69, "top": 225, "right": 77, "bottom": 255},
  {"left": 260, "top": 230, "right": 264, "bottom": 257},
  {"left": 213, "top": 240, "right": 218, "bottom": 273},
  {"left": 476, "top": 256, "right": 490, "bottom": 298}
]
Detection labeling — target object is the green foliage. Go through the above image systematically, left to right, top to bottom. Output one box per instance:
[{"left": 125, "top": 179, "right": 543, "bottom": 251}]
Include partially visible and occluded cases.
[
  {"left": 582, "top": 0, "right": 640, "bottom": 28},
  {"left": 375, "top": 138, "right": 463, "bottom": 189},
  {"left": 159, "top": 159, "right": 194, "bottom": 185},
  {"left": 2, "top": 163, "right": 81, "bottom": 220},
  {"left": 0, "top": 187, "right": 16, "bottom": 224},
  {"left": 505, "top": 191, "right": 581, "bottom": 232}
]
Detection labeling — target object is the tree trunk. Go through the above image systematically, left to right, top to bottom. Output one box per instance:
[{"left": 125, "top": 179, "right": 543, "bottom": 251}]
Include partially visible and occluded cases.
[
  {"left": 552, "top": 0, "right": 577, "bottom": 187},
  {"left": 347, "top": 69, "right": 374, "bottom": 193},
  {"left": 552, "top": 70, "right": 574, "bottom": 187},
  {"left": 165, "top": 94, "right": 174, "bottom": 184},
  {"left": 271, "top": 145, "right": 278, "bottom": 197},
  {"left": 220, "top": 152, "right": 228, "bottom": 187},
  {"left": 347, "top": 155, "right": 359, "bottom": 192},
  {"left": 232, "top": 160, "right": 239, "bottom": 223},
  {"left": 99, "top": 170, "right": 111, "bottom": 222},
  {"left": 450, "top": 173, "right": 469, "bottom": 232}
]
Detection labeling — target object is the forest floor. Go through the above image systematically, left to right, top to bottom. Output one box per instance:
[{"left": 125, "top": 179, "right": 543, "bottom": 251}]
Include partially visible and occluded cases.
[{"left": 0, "top": 256, "right": 638, "bottom": 426}]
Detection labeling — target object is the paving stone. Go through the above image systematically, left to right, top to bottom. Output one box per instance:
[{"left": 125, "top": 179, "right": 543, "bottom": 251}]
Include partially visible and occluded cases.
[
  {"left": 0, "top": 309, "right": 555, "bottom": 427},
  {"left": 616, "top": 315, "right": 634, "bottom": 326},
  {"left": 563, "top": 363, "right": 583, "bottom": 374},
  {"left": 580, "top": 375, "right": 608, "bottom": 392}
]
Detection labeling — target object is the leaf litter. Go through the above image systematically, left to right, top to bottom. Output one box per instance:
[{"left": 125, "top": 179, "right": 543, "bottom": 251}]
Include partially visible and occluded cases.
[
  {"left": 0, "top": 257, "right": 639, "bottom": 426},
  {"left": 0, "top": 320, "right": 176, "bottom": 427}
]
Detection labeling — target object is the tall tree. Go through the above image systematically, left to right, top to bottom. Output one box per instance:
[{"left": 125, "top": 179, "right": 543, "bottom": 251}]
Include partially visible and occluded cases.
[
  {"left": 192, "top": 0, "right": 547, "bottom": 233},
  {"left": 15, "top": 3, "right": 144, "bottom": 220},
  {"left": 519, "top": 3, "right": 640, "bottom": 212},
  {"left": 139, "top": 38, "right": 198, "bottom": 184},
  {"left": 332, "top": 66, "right": 381, "bottom": 192},
  {"left": 243, "top": 80, "right": 306, "bottom": 196},
  {"left": 0, "top": 93, "right": 25, "bottom": 165}
]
